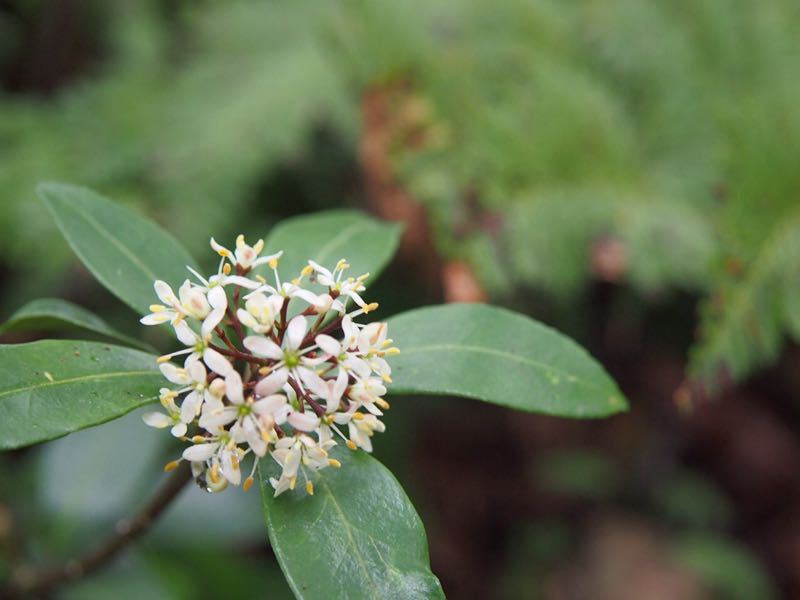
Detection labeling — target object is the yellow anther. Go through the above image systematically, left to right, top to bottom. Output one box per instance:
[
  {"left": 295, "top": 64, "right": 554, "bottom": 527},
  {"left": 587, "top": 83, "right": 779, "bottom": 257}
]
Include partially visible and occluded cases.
[
  {"left": 236, "top": 234, "right": 245, "bottom": 247},
  {"left": 254, "top": 239, "right": 264, "bottom": 254},
  {"left": 217, "top": 249, "right": 231, "bottom": 258},
  {"left": 268, "top": 258, "right": 279, "bottom": 270},
  {"left": 335, "top": 259, "right": 348, "bottom": 270},
  {"left": 223, "top": 263, "right": 232, "bottom": 275},
  {"left": 301, "top": 265, "right": 314, "bottom": 276},
  {"left": 357, "top": 272, "right": 370, "bottom": 282},
  {"left": 255, "top": 274, "right": 267, "bottom": 283},
  {"left": 291, "top": 278, "right": 300, "bottom": 286},
  {"left": 364, "top": 302, "right": 379, "bottom": 313},
  {"left": 149, "top": 304, "right": 166, "bottom": 312},
  {"left": 174, "top": 313, "right": 186, "bottom": 325},
  {"left": 381, "top": 339, "right": 393, "bottom": 348},
  {"left": 385, "top": 348, "right": 400, "bottom": 356},
  {"left": 157, "top": 355, "right": 172, "bottom": 364},
  {"left": 258, "top": 366, "right": 271, "bottom": 376},
  {"left": 381, "top": 374, "right": 393, "bottom": 383},
  {"left": 376, "top": 398, "right": 390, "bottom": 410},
  {"left": 352, "top": 412, "right": 365, "bottom": 421},
  {"left": 191, "top": 435, "right": 206, "bottom": 444},
  {"left": 346, "top": 440, "right": 358, "bottom": 450},
  {"left": 231, "top": 455, "right": 240, "bottom": 470},
  {"left": 328, "top": 459, "right": 342, "bottom": 468},
  {"left": 163, "top": 460, "right": 180, "bottom": 472},
  {"left": 210, "top": 463, "right": 220, "bottom": 483},
  {"left": 243, "top": 476, "right": 254, "bottom": 492},
  {"left": 289, "top": 476, "right": 297, "bottom": 490},
  {"left": 306, "top": 481, "right": 315, "bottom": 495}
]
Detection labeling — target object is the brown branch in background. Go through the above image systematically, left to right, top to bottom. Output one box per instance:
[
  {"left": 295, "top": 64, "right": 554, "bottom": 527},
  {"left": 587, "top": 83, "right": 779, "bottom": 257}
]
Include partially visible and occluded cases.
[{"left": 5, "top": 463, "right": 192, "bottom": 597}]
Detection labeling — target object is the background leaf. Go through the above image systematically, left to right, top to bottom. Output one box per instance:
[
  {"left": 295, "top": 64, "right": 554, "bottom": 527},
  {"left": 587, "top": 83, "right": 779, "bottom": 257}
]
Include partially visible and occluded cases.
[
  {"left": 38, "top": 182, "right": 199, "bottom": 316},
  {"left": 262, "top": 210, "right": 403, "bottom": 283},
  {"left": 0, "top": 298, "right": 151, "bottom": 351},
  {"left": 386, "top": 304, "right": 627, "bottom": 417},
  {"left": 0, "top": 340, "right": 161, "bottom": 450},
  {"left": 259, "top": 446, "right": 444, "bottom": 600}
]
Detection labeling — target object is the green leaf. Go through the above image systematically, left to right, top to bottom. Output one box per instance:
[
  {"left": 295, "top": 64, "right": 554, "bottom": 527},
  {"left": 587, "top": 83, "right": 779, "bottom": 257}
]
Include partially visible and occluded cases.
[
  {"left": 38, "top": 182, "right": 199, "bottom": 316},
  {"left": 263, "top": 210, "right": 402, "bottom": 283},
  {"left": 0, "top": 298, "right": 152, "bottom": 351},
  {"left": 387, "top": 304, "right": 627, "bottom": 417},
  {"left": 0, "top": 340, "right": 161, "bottom": 450},
  {"left": 259, "top": 447, "right": 444, "bottom": 600}
]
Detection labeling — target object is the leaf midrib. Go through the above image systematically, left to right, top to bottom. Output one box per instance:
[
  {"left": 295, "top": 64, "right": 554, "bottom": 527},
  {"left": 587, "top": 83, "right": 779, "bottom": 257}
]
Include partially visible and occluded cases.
[
  {"left": 313, "top": 221, "right": 376, "bottom": 266},
  {"left": 398, "top": 343, "right": 608, "bottom": 393},
  {"left": 0, "top": 370, "right": 159, "bottom": 399}
]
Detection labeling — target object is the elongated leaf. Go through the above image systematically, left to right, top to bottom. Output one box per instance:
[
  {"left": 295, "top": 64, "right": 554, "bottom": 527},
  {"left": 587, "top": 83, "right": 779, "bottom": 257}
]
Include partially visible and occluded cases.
[
  {"left": 38, "top": 182, "right": 199, "bottom": 316},
  {"left": 263, "top": 210, "right": 402, "bottom": 283},
  {"left": 0, "top": 298, "right": 151, "bottom": 351},
  {"left": 387, "top": 304, "right": 627, "bottom": 417},
  {"left": 0, "top": 340, "right": 161, "bottom": 450},
  {"left": 259, "top": 447, "right": 444, "bottom": 600}
]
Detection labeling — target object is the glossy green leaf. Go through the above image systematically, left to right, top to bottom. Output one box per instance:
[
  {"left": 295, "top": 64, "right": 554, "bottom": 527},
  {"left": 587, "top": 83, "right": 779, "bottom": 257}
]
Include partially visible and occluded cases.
[
  {"left": 38, "top": 182, "right": 199, "bottom": 316},
  {"left": 263, "top": 210, "right": 402, "bottom": 283},
  {"left": 0, "top": 298, "right": 151, "bottom": 351},
  {"left": 387, "top": 304, "right": 627, "bottom": 417},
  {"left": 0, "top": 340, "right": 161, "bottom": 450},
  {"left": 259, "top": 446, "right": 444, "bottom": 600}
]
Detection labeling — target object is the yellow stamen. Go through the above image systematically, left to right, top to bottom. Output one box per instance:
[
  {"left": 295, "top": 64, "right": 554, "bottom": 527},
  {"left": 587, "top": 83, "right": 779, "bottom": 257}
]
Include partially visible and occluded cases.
[
  {"left": 236, "top": 234, "right": 245, "bottom": 247},
  {"left": 254, "top": 239, "right": 264, "bottom": 254},
  {"left": 268, "top": 258, "right": 279, "bottom": 269},
  {"left": 223, "top": 263, "right": 232, "bottom": 275},
  {"left": 301, "top": 265, "right": 314, "bottom": 276},
  {"left": 255, "top": 274, "right": 267, "bottom": 284},
  {"left": 291, "top": 278, "right": 300, "bottom": 285},
  {"left": 364, "top": 302, "right": 379, "bottom": 313},
  {"left": 149, "top": 304, "right": 166, "bottom": 312},
  {"left": 385, "top": 348, "right": 400, "bottom": 356},
  {"left": 157, "top": 355, "right": 172, "bottom": 364},
  {"left": 258, "top": 366, "right": 271, "bottom": 376},
  {"left": 381, "top": 374, "right": 393, "bottom": 383},
  {"left": 376, "top": 398, "right": 390, "bottom": 410},
  {"left": 352, "top": 412, "right": 365, "bottom": 421},
  {"left": 191, "top": 435, "right": 206, "bottom": 444},
  {"left": 346, "top": 440, "right": 358, "bottom": 450},
  {"left": 231, "top": 455, "right": 240, "bottom": 470},
  {"left": 328, "top": 459, "right": 342, "bottom": 468},
  {"left": 163, "top": 460, "right": 180, "bottom": 472},
  {"left": 210, "top": 463, "right": 220, "bottom": 483},
  {"left": 243, "top": 476, "right": 254, "bottom": 492},
  {"left": 289, "top": 476, "right": 297, "bottom": 490},
  {"left": 306, "top": 481, "right": 315, "bottom": 495}
]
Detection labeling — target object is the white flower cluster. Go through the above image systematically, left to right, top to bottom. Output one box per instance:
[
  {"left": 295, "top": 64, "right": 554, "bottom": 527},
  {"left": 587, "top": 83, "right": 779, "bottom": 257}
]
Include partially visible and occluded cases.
[{"left": 140, "top": 235, "right": 396, "bottom": 496}]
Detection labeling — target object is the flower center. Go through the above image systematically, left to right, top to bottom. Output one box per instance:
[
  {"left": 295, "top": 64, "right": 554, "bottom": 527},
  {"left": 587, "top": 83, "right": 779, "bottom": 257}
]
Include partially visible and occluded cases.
[{"left": 284, "top": 350, "right": 300, "bottom": 369}]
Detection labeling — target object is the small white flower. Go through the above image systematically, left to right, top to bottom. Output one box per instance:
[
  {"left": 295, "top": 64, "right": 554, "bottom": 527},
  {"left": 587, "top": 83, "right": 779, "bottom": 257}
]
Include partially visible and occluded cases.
[
  {"left": 237, "top": 292, "right": 284, "bottom": 334},
  {"left": 348, "top": 414, "right": 386, "bottom": 452}
]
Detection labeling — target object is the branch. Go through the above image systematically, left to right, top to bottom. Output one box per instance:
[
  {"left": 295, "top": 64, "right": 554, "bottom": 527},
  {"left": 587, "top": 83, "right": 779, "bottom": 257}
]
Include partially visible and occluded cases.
[{"left": 6, "top": 463, "right": 192, "bottom": 596}]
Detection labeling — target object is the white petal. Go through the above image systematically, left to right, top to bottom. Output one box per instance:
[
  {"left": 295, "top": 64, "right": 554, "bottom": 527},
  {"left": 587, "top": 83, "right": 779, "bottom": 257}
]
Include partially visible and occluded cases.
[
  {"left": 224, "top": 275, "right": 262, "bottom": 289},
  {"left": 154, "top": 280, "right": 178, "bottom": 305},
  {"left": 208, "top": 285, "right": 228, "bottom": 310},
  {"left": 201, "top": 308, "right": 226, "bottom": 339},
  {"left": 237, "top": 309, "right": 259, "bottom": 329},
  {"left": 140, "top": 312, "right": 171, "bottom": 326},
  {"left": 286, "top": 316, "right": 307, "bottom": 350},
  {"left": 173, "top": 320, "right": 198, "bottom": 346},
  {"left": 315, "top": 334, "right": 341, "bottom": 357},
  {"left": 244, "top": 336, "right": 283, "bottom": 359},
  {"left": 202, "top": 348, "right": 232, "bottom": 376},
  {"left": 187, "top": 359, "right": 206, "bottom": 384},
  {"left": 159, "top": 363, "right": 191, "bottom": 385},
  {"left": 297, "top": 367, "right": 327, "bottom": 398},
  {"left": 255, "top": 369, "right": 289, "bottom": 397},
  {"left": 226, "top": 371, "right": 244, "bottom": 404},
  {"left": 180, "top": 391, "right": 202, "bottom": 423},
  {"left": 253, "top": 394, "right": 287, "bottom": 415},
  {"left": 288, "top": 411, "right": 320, "bottom": 432},
  {"left": 142, "top": 412, "right": 171, "bottom": 428},
  {"left": 170, "top": 422, "right": 187, "bottom": 437},
  {"left": 182, "top": 442, "right": 219, "bottom": 462},
  {"left": 220, "top": 450, "right": 241, "bottom": 486}
]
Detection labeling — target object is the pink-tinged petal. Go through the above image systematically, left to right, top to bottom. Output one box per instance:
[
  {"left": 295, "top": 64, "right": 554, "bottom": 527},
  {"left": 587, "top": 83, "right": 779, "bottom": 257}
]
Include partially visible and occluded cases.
[
  {"left": 154, "top": 280, "right": 178, "bottom": 305},
  {"left": 286, "top": 316, "right": 307, "bottom": 350},
  {"left": 173, "top": 320, "right": 198, "bottom": 346},
  {"left": 315, "top": 334, "right": 341, "bottom": 357},
  {"left": 244, "top": 336, "right": 283, "bottom": 360},
  {"left": 203, "top": 348, "right": 233, "bottom": 376},
  {"left": 159, "top": 363, "right": 191, "bottom": 385},
  {"left": 255, "top": 369, "right": 289, "bottom": 397},
  {"left": 225, "top": 371, "right": 244, "bottom": 405},
  {"left": 287, "top": 411, "right": 320, "bottom": 432},
  {"left": 142, "top": 412, "right": 171, "bottom": 428},
  {"left": 182, "top": 442, "right": 219, "bottom": 462}
]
